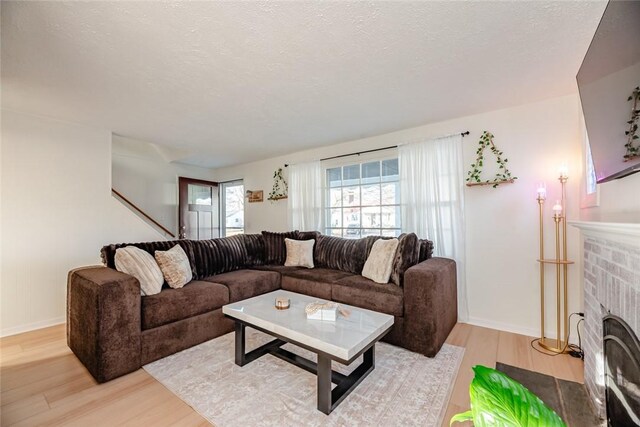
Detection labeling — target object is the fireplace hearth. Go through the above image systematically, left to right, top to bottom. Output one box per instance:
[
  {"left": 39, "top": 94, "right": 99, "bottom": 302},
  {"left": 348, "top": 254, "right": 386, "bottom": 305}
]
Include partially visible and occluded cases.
[
  {"left": 571, "top": 220, "right": 640, "bottom": 422},
  {"left": 603, "top": 315, "right": 640, "bottom": 426}
]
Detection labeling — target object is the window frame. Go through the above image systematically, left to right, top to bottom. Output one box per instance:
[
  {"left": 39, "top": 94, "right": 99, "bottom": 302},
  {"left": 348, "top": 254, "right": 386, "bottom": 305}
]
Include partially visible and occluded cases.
[
  {"left": 580, "top": 121, "right": 600, "bottom": 209},
  {"left": 321, "top": 149, "right": 401, "bottom": 238},
  {"left": 219, "top": 179, "right": 245, "bottom": 237}
]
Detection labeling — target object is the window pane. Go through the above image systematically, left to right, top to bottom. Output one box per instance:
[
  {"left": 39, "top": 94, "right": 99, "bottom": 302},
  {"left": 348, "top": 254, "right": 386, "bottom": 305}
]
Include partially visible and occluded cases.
[
  {"left": 586, "top": 138, "right": 597, "bottom": 195},
  {"left": 323, "top": 158, "right": 399, "bottom": 237},
  {"left": 382, "top": 159, "right": 399, "bottom": 181},
  {"left": 362, "top": 161, "right": 380, "bottom": 184},
  {"left": 343, "top": 164, "right": 360, "bottom": 185},
  {"left": 327, "top": 167, "right": 342, "bottom": 188},
  {"left": 221, "top": 181, "right": 244, "bottom": 237},
  {"left": 381, "top": 182, "right": 399, "bottom": 205},
  {"left": 188, "top": 184, "right": 212, "bottom": 205},
  {"left": 361, "top": 184, "right": 381, "bottom": 206},
  {"left": 224, "top": 185, "right": 244, "bottom": 228},
  {"left": 342, "top": 186, "right": 360, "bottom": 207},
  {"left": 329, "top": 188, "right": 342, "bottom": 208},
  {"left": 362, "top": 206, "right": 380, "bottom": 228},
  {"left": 381, "top": 206, "right": 400, "bottom": 228},
  {"left": 327, "top": 208, "right": 342, "bottom": 227},
  {"left": 343, "top": 208, "right": 360, "bottom": 229},
  {"left": 344, "top": 226, "right": 361, "bottom": 238},
  {"left": 328, "top": 228, "right": 343, "bottom": 237},
  {"left": 382, "top": 229, "right": 401, "bottom": 237}
]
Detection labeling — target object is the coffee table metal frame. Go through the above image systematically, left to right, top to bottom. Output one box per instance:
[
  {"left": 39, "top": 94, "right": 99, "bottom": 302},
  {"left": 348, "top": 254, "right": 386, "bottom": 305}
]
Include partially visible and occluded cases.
[{"left": 229, "top": 317, "right": 392, "bottom": 415}]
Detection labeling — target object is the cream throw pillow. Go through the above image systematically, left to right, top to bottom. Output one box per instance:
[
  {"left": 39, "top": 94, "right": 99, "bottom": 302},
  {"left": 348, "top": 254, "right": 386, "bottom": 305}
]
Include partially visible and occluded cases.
[
  {"left": 284, "top": 238, "right": 315, "bottom": 268},
  {"left": 362, "top": 238, "right": 399, "bottom": 284},
  {"left": 154, "top": 244, "right": 193, "bottom": 289},
  {"left": 114, "top": 246, "right": 164, "bottom": 296}
]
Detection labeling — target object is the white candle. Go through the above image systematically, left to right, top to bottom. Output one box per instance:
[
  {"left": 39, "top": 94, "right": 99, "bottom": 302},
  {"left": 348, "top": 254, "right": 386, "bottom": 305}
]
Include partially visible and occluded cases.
[
  {"left": 559, "top": 164, "right": 569, "bottom": 179},
  {"left": 536, "top": 182, "right": 546, "bottom": 200},
  {"left": 552, "top": 200, "right": 563, "bottom": 216}
]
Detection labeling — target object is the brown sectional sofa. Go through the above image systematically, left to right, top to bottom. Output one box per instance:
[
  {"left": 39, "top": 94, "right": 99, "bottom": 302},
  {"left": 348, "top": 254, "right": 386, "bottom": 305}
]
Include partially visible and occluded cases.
[{"left": 67, "top": 231, "right": 457, "bottom": 383}]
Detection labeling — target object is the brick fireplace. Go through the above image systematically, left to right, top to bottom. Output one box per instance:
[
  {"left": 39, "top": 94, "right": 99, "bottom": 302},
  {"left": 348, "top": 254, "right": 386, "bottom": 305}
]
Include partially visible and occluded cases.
[{"left": 571, "top": 221, "right": 640, "bottom": 420}]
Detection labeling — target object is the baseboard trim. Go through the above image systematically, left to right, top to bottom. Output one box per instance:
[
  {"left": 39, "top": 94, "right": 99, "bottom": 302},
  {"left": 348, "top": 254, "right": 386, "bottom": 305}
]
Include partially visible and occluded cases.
[
  {"left": 1, "top": 316, "right": 65, "bottom": 338},
  {"left": 465, "top": 317, "right": 579, "bottom": 345},
  {"left": 466, "top": 317, "right": 539, "bottom": 338}
]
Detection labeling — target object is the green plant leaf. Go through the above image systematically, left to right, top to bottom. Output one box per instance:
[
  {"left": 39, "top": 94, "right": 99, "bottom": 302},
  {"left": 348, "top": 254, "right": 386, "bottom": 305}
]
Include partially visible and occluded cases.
[
  {"left": 466, "top": 365, "right": 566, "bottom": 427},
  {"left": 450, "top": 410, "right": 473, "bottom": 425}
]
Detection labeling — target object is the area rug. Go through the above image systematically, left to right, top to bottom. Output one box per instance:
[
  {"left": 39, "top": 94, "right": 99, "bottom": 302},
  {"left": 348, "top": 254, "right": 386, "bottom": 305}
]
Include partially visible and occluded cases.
[{"left": 144, "top": 328, "right": 464, "bottom": 427}]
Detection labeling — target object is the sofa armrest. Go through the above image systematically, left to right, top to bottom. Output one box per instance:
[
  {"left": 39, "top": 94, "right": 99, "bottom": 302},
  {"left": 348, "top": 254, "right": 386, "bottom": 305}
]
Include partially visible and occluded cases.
[
  {"left": 402, "top": 257, "right": 458, "bottom": 357},
  {"left": 67, "top": 266, "right": 141, "bottom": 382}
]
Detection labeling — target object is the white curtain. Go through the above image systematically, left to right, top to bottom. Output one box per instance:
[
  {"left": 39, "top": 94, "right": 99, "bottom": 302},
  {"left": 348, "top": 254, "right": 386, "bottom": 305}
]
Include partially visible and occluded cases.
[
  {"left": 399, "top": 134, "right": 469, "bottom": 321},
  {"left": 287, "top": 161, "right": 322, "bottom": 231}
]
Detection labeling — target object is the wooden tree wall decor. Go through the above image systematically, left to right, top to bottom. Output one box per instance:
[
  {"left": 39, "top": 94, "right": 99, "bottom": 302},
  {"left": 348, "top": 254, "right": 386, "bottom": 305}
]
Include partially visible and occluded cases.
[
  {"left": 624, "top": 86, "right": 639, "bottom": 161},
  {"left": 466, "top": 131, "right": 517, "bottom": 188},
  {"left": 268, "top": 167, "right": 288, "bottom": 201}
]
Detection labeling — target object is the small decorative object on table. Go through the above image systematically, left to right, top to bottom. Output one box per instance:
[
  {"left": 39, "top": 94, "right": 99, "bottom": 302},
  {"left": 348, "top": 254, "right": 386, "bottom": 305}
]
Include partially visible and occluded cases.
[
  {"left": 275, "top": 297, "right": 290, "bottom": 310},
  {"left": 305, "top": 301, "right": 338, "bottom": 321}
]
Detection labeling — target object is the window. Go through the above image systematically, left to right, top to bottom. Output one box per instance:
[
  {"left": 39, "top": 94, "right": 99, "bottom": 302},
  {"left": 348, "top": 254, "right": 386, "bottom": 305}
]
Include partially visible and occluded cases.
[
  {"left": 581, "top": 127, "right": 599, "bottom": 208},
  {"left": 585, "top": 137, "right": 597, "bottom": 195},
  {"left": 324, "top": 158, "right": 400, "bottom": 238},
  {"left": 220, "top": 180, "right": 244, "bottom": 237}
]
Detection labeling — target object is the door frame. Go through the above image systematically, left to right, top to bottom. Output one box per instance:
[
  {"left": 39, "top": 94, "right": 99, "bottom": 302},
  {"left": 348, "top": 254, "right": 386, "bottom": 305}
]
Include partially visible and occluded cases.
[{"left": 178, "top": 177, "right": 219, "bottom": 239}]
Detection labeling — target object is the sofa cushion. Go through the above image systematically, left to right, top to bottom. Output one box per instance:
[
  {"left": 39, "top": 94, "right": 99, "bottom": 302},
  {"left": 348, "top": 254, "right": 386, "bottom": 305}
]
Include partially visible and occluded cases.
[
  {"left": 262, "top": 230, "right": 299, "bottom": 265},
  {"left": 298, "top": 230, "right": 321, "bottom": 241},
  {"left": 244, "top": 233, "right": 265, "bottom": 266},
  {"left": 390, "top": 233, "right": 420, "bottom": 287},
  {"left": 190, "top": 235, "right": 249, "bottom": 279},
  {"left": 214, "top": 235, "right": 249, "bottom": 272},
  {"left": 314, "top": 235, "right": 368, "bottom": 274},
  {"left": 284, "top": 238, "right": 315, "bottom": 268},
  {"left": 362, "top": 238, "right": 399, "bottom": 284},
  {"left": 418, "top": 238, "right": 434, "bottom": 262},
  {"left": 101, "top": 240, "right": 197, "bottom": 279},
  {"left": 154, "top": 244, "right": 193, "bottom": 289},
  {"left": 114, "top": 246, "right": 164, "bottom": 296},
  {"left": 250, "top": 265, "right": 305, "bottom": 274},
  {"left": 280, "top": 267, "right": 353, "bottom": 283},
  {"left": 278, "top": 268, "right": 353, "bottom": 301},
  {"left": 204, "top": 269, "right": 280, "bottom": 302},
  {"left": 281, "top": 275, "right": 332, "bottom": 300},
  {"left": 332, "top": 275, "right": 404, "bottom": 317},
  {"left": 141, "top": 280, "right": 229, "bottom": 330}
]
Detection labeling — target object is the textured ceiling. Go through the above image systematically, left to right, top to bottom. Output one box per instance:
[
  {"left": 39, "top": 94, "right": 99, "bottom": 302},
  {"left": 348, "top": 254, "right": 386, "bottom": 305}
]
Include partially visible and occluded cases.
[{"left": 1, "top": 1, "right": 607, "bottom": 168}]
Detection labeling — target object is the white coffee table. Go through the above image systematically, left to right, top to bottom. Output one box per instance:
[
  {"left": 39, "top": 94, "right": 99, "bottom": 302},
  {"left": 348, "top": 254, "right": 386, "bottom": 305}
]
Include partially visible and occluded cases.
[{"left": 222, "top": 289, "right": 394, "bottom": 414}]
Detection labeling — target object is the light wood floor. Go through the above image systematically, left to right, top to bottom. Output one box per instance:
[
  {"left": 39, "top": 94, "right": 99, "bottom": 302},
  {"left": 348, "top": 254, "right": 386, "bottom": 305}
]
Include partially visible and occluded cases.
[{"left": 0, "top": 323, "right": 584, "bottom": 426}]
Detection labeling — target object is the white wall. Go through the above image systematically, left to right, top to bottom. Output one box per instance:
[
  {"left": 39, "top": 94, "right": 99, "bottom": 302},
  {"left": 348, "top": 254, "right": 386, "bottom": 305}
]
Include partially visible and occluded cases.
[
  {"left": 214, "top": 94, "right": 585, "bottom": 338},
  {"left": 0, "top": 110, "right": 165, "bottom": 336},
  {"left": 112, "top": 135, "right": 216, "bottom": 236},
  {"left": 580, "top": 174, "right": 640, "bottom": 222}
]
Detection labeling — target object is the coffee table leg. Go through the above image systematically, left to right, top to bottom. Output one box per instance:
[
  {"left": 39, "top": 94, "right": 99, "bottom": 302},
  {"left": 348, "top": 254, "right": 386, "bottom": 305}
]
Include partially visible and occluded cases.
[
  {"left": 234, "top": 322, "right": 246, "bottom": 366},
  {"left": 317, "top": 345, "right": 376, "bottom": 414},
  {"left": 317, "top": 354, "right": 332, "bottom": 415}
]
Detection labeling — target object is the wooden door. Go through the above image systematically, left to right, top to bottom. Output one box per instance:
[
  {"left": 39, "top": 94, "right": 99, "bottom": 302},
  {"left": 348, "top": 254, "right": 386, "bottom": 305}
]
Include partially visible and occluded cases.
[{"left": 178, "top": 177, "right": 219, "bottom": 239}]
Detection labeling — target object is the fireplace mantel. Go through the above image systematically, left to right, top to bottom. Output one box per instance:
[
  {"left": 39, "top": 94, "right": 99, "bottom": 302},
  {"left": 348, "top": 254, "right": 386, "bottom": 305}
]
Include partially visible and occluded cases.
[{"left": 569, "top": 220, "right": 640, "bottom": 246}]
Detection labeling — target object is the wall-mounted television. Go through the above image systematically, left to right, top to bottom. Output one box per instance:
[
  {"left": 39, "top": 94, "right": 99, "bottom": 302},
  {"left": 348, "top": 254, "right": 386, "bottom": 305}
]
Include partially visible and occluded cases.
[{"left": 577, "top": 0, "right": 640, "bottom": 183}]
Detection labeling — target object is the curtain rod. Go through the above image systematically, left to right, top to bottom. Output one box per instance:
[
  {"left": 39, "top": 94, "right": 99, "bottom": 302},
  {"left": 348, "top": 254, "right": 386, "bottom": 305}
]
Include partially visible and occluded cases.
[{"left": 285, "top": 131, "right": 469, "bottom": 167}]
